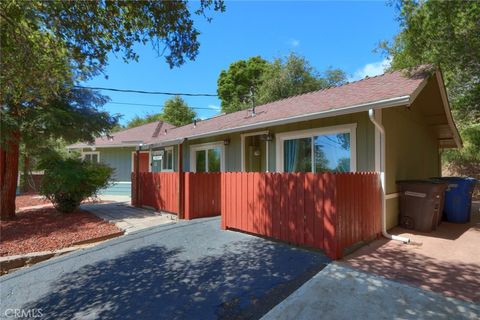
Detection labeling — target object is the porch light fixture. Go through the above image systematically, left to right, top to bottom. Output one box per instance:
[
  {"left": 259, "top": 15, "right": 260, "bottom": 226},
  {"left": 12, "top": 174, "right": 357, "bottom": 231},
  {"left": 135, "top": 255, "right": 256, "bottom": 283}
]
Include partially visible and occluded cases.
[
  {"left": 260, "top": 133, "right": 273, "bottom": 141},
  {"left": 223, "top": 137, "right": 231, "bottom": 146}
]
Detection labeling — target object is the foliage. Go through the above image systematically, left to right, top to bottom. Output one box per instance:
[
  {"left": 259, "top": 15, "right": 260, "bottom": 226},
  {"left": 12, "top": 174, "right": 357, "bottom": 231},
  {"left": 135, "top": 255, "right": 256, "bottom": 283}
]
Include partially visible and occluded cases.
[
  {"left": 0, "top": 0, "right": 224, "bottom": 218},
  {"left": 1, "top": 0, "right": 224, "bottom": 142},
  {"left": 381, "top": 0, "right": 480, "bottom": 166},
  {"left": 217, "top": 53, "right": 347, "bottom": 113},
  {"left": 258, "top": 54, "right": 346, "bottom": 104},
  {"left": 217, "top": 56, "right": 271, "bottom": 113},
  {"left": 125, "top": 96, "right": 196, "bottom": 129},
  {"left": 161, "top": 96, "right": 197, "bottom": 126},
  {"left": 126, "top": 114, "right": 164, "bottom": 129},
  {"left": 38, "top": 153, "right": 113, "bottom": 213}
]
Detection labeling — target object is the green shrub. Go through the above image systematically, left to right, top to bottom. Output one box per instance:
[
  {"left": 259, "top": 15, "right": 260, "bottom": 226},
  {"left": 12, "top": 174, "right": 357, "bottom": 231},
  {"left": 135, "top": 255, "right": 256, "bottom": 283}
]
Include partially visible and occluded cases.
[{"left": 39, "top": 156, "right": 113, "bottom": 213}]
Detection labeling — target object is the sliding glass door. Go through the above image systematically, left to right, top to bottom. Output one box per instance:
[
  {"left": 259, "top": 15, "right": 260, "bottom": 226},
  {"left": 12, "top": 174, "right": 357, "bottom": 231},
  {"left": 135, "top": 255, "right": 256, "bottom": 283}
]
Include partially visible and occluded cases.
[{"left": 191, "top": 143, "right": 224, "bottom": 172}]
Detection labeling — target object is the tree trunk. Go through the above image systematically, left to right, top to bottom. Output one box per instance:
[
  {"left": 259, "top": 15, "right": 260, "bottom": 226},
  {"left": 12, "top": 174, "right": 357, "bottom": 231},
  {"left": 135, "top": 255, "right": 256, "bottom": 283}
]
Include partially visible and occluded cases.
[
  {"left": 0, "top": 130, "right": 20, "bottom": 220},
  {"left": 21, "top": 150, "right": 30, "bottom": 193}
]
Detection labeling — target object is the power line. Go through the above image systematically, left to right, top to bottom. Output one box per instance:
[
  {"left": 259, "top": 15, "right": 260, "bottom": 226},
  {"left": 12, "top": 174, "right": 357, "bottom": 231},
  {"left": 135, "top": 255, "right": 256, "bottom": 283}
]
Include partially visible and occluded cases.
[
  {"left": 75, "top": 85, "right": 218, "bottom": 97},
  {"left": 108, "top": 101, "right": 220, "bottom": 111}
]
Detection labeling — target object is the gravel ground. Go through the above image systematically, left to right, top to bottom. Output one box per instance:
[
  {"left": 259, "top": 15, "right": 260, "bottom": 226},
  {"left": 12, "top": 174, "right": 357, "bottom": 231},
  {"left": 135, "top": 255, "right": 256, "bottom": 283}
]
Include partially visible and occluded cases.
[
  {"left": 15, "top": 194, "right": 50, "bottom": 210},
  {"left": 0, "top": 208, "right": 122, "bottom": 256}
]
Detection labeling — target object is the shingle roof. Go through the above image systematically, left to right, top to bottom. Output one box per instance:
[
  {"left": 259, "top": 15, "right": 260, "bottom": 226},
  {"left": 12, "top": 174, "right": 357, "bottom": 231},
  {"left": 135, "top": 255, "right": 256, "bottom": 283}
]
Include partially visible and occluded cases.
[
  {"left": 69, "top": 67, "right": 433, "bottom": 149},
  {"left": 148, "top": 68, "right": 430, "bottom": 145},
  {"left": 68, "top": 120, "right": 176, "bottom": 148}
]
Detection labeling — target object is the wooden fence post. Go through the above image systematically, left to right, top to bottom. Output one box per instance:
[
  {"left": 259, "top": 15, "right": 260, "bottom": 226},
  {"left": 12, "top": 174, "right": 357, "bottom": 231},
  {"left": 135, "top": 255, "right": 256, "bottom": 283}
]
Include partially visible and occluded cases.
[
  {"left": 177, "top": 143, "right": 184, "bottom": 219},
  {"left": 134, "top": 149, "right": 140, "bottom": 207},
  {"left": 184, "top": 172, "right": 190, "bottom": 220}
]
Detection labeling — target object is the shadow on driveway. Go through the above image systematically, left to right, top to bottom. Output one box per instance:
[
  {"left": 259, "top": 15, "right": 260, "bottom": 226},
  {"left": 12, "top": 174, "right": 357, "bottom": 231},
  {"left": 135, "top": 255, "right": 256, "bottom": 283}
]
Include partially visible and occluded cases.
[{"left": 21, "top": 228, "right": 328, "bottom": 319}]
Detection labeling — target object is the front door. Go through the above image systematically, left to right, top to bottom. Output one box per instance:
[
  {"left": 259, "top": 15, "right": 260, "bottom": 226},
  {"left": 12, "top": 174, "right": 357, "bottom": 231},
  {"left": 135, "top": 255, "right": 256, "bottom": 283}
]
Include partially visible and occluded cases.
[
  {"left": 244, "top": 135, "right": 267, "bottom": 172},
  {"left": 133, "top": 152, "right": 150, "bottom": 173}
]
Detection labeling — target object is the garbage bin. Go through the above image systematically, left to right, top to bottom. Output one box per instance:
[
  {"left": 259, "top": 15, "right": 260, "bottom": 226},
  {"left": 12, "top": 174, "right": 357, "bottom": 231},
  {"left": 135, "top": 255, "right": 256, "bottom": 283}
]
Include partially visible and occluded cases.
[
  {"left": 430, "top": 177, "right": 477, "bottom": 223},
  {"left": 397, "top": 180, "right": 448, "bottom": 232}
]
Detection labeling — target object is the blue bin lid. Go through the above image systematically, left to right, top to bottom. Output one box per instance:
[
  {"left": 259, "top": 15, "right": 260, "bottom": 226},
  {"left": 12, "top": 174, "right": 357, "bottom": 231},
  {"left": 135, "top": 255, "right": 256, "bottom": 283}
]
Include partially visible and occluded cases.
[
  {"left": 431, "top": 177, "right": 477, "bottom": 184},
  {"left": 398, "top": 179, "right": 446, "bottom": 184}
]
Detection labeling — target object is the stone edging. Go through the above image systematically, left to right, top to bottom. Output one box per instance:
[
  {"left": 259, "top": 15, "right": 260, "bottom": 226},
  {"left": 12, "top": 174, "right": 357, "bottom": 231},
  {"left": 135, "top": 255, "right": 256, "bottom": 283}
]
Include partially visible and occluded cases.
[{"left": 0, "top": 231, "right": 125, "bottom": 275}]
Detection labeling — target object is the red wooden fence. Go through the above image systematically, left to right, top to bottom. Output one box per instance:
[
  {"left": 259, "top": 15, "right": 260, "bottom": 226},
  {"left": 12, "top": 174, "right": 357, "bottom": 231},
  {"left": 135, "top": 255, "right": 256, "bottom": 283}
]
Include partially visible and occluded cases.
[
  {"left": 132, "top": 172, "right": 221, "bottom": 219},
  {"left": 133, "top": 172, "right": 180, "bottom": 214},
  {"left": 221, "top": 172, "right": 381, "bottom": 260},
  {"left": 184, "top": 173, "right": 221, "bottom": 220}
]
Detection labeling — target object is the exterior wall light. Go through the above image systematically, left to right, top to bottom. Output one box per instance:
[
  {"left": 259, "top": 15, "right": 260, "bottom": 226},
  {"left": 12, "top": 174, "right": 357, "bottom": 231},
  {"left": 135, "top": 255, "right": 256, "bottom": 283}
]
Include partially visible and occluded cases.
[{"left": 260, "top": 133, "right": 274, "bottom": 141}]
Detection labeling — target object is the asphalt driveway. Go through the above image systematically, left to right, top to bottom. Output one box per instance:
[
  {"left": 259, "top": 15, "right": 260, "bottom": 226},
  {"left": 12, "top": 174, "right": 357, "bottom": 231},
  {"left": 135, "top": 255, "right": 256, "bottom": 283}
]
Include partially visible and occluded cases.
[{"left": 0, "top": 217, "right": 329, "bottom": 320}]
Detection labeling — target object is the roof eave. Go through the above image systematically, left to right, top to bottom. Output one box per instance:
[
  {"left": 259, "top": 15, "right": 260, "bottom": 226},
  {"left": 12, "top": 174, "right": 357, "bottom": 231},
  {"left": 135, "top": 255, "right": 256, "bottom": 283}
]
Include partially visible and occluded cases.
[
  {"left": 434, "top": 69, "right": 463, "bottom": 149},
  {"left": 144, "top": 95, "right": 411, "bottom": 147},
  {"left": 67, "top": 143, "right": 142, "bottom": 150}
]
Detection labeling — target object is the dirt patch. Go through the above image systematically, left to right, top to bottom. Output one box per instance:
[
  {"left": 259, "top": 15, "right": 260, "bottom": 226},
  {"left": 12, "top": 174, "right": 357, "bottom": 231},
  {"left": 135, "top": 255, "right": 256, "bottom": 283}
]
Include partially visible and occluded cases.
[{"left": 0, "top": 207, "right": 122, "bottom": 257}]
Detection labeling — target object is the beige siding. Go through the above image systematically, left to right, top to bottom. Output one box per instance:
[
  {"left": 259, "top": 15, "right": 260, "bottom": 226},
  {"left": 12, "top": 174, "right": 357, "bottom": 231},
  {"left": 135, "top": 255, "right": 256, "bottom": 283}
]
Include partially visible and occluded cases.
[
  {"left": 383, "top": 106, "right": 440, "bottom": 229},
  {"left": 182, "top": 111, "right": 375, "bottom": 173}
]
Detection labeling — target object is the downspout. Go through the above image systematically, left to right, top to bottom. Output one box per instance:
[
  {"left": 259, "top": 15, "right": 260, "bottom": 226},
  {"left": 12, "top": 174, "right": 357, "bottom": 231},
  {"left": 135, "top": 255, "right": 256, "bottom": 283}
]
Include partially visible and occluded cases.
[{"left": 368, "top": 109, "right": 410, "bottom": 244}]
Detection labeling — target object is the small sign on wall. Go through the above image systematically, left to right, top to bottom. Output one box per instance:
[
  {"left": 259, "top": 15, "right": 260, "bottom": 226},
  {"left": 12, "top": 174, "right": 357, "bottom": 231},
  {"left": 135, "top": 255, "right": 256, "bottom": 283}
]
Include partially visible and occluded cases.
[{"left": 152, "top": 155, "right": 163, "bottom": 161}]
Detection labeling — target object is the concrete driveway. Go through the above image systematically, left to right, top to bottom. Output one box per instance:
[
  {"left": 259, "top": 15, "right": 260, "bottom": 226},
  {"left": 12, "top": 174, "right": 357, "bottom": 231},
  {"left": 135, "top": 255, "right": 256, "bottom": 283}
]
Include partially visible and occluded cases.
[
  {"left": 81, "top": 201, "right": 177, "bottom": 234},
  {"left": 0, "top": 217, "right": 329, "bottom": 320},
  {"left": 262, "top": 263, "right": 479, "bottom": 320}
]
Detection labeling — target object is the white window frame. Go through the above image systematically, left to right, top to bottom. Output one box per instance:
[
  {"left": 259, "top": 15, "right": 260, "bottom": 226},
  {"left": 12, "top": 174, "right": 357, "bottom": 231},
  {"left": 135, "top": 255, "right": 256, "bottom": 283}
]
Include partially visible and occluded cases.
[
  {"left": 275, "top": 123, "right": 357, "bottom": 173},
  {"left": 240, "top": 130, "right": 270, "bottom": 172},
  {"left": 190, "top": 141, "right": 225, "bottom": 173},
  {"left": 161, "top": 146, "right": 174, "bottom": 172},
  {"left": 82, "top": 151, "right": 100, "bottom": 163},
  {"left": 131, "top": 151, "right": 152, "bottom": 172}
]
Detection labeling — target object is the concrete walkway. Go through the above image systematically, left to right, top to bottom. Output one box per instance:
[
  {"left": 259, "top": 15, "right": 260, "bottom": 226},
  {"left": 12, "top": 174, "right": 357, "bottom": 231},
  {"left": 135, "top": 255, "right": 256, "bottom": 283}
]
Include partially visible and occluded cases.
[
  {"left": 81, "top": 202, "right": 177, "bottom": 234},
  {"left": 343, "top": 203, "right": 480, "bottom": 303},
  {"left": 262, "top": 263, "right": 480, "bottom": 320}
]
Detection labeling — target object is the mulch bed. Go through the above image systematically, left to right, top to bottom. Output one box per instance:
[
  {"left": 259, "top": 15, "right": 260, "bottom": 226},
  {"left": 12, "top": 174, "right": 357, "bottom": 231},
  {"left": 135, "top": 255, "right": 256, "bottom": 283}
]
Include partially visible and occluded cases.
[
  {"left": 15, "top": 193, "right": 51, "bottom": 210},
  {"left": 15, "top": 194, "right": 112, "bottom": 210},
  {"left": 0, "top": 207, "right": 122, "bottom": 257}
]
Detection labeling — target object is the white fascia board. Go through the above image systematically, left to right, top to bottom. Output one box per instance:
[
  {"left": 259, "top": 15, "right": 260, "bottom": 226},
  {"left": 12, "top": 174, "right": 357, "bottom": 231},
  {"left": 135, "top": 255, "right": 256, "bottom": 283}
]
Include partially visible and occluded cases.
[
  {"left": 141, "top": 95, "right": 410, "bottom": 148},
  {"left": 139, "top": 138, "right": 185, "bottom": 150},
  {"left": 67, "top": 144, "right": 140, "bottom": 150}
]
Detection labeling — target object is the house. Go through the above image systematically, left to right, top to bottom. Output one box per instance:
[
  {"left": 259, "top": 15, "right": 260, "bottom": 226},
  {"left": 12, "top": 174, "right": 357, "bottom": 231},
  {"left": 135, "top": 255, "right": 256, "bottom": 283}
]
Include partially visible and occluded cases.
[
  {"left": 69, "top": 66, "right": 461, "bottom": 230},
  {"left": 68, "top": 121, "right": 176, "bottom": 195}
]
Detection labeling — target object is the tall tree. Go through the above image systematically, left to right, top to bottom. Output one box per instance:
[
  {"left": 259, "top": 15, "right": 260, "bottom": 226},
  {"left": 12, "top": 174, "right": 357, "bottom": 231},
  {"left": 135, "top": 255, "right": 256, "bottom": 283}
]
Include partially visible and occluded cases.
[
  {"left": 0, "top": 0, "right": 225, "bottom": 219},
  {"left": 381, "top": 0, "right": 479, "bottom": 168},
  {"left": 217, "top": 53, "right": 347, "bottom": 113},
  {"left": 258, "top": 53, "right": 347, "bottom": 104},
  {"left": 217, "top": 56, "right": 271, "bottom": 113},
  {"left": 125, "top": 96, "right": 196, "bottom": 128},
  {"left": 161, "top": 96, "right": 196, "bottom": 126},
  {"left": 126, "top": 114, "right": 165, "bottom": 129}
]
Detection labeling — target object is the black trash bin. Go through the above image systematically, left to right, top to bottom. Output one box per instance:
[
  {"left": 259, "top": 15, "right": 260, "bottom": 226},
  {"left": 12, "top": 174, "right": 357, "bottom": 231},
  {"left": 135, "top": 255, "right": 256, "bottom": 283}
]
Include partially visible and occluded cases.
[{"left": 397, "top": 180, "right": 448, "bottom": 232}]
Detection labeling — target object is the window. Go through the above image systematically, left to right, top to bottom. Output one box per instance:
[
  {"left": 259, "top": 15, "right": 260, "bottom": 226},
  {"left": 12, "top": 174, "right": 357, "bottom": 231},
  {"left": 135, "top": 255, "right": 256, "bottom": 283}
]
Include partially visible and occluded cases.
[
  {"left": 277, "top": 124, "right": 356, "bottom": 173},
  {"left": 190, "top": 142, "right": 224, "bottom": 172},
  {"left": 151, "top": 147, "right": 173, "bottom": 172},
  {"left": 162, "top": 148, "right": 174, "bottom": 171},
  {"left": 82, "top": 152, "right": 100, "bottom": 163}
]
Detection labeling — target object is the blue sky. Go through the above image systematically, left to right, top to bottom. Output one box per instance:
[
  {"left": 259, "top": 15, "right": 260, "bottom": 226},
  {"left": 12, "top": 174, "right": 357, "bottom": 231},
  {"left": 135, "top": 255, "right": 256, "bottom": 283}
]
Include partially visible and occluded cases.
[{"left": 84, "top": 1, "right": 399, "bottom": 125}]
